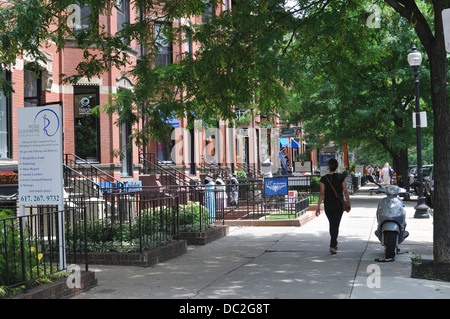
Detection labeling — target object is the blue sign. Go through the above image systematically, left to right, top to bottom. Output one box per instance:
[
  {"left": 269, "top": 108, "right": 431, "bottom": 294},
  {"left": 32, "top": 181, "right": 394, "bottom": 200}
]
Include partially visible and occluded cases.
[
  {"left": 319, "top": 154, "right": 335, "bottom": 176},
  {"left": 320, "top": 154, "right": 335, "bottom": 166},
  {"left": 264, "top": 177, "right": 288, "bottom": 196},
  {"left": 125, "top": 180, "right": 142, "bottom": 192}
]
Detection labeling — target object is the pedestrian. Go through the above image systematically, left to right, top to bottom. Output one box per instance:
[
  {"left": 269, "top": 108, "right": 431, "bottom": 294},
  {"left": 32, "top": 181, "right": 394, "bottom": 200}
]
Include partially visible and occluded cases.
[
  {"left": 315, "top": 158, "right": 352, "bottom": 254},
  {"left": 380, "top": 163, "right": 392, "bottom": 186},
  {"left": 366, "top": 164, "right": 373, "bottom": 176},
  {"left": 374, "top": 166, "right": 380, "bottom": 183},
  {"left": 229, "top": 173, "right": 239, "bottom": 206},
  {"left": 215, "top": 174, "right": 227, "bottom": 212},
  {"left": 204, "top": 175, "right": 215, "bottom": 221}
]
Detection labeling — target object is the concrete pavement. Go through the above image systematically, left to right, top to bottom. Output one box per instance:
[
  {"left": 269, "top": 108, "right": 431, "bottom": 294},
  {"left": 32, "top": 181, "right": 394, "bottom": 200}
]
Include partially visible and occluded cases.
[{"left": 72, "top": 183, "right": 450, "bottom": 300}]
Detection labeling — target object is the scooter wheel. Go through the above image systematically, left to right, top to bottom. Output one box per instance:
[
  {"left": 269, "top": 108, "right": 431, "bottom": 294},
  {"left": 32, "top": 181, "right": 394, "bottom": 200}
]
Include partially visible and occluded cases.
[{"left": 384, "top": 231, "right": 397, "bottom": 259}]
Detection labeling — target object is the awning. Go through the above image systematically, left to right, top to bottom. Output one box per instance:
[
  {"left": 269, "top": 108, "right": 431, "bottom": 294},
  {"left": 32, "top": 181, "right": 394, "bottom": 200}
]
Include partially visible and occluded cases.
[
  {"left": 280, "top": 138, "right": 290, "bottom": 147},
  {"left": 291, "top": 139, "right": 300, "bottom": 148}
]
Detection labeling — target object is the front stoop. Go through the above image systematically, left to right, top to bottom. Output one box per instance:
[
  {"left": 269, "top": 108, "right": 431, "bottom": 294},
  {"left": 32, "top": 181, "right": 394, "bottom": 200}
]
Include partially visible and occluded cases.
[{"left": 12, "top": 271, "right": 97, "bottom": 299}]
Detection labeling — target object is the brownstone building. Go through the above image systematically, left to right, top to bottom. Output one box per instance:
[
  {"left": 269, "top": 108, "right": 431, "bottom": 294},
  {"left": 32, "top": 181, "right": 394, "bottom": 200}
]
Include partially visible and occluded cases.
[{"left": 0, "top": 1, "right": 312, "bottom": 190}]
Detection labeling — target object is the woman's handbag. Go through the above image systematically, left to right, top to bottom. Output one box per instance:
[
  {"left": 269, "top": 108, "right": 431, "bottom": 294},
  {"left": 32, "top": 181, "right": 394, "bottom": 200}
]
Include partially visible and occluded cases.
[{"left": 325, "top": 175, "right": 351, "bottom": 212}]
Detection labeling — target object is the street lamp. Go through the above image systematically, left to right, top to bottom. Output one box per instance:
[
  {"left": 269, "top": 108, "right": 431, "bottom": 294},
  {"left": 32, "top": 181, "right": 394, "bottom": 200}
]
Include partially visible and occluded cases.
[{"left": 407, "top": 44, "right": 429, "bottom": 218}]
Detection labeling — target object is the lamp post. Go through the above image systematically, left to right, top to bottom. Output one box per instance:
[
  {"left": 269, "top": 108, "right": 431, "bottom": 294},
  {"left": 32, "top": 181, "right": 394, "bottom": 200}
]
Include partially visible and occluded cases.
[{"left": 407, "top": 45, "right": 429, "bottom": 219}]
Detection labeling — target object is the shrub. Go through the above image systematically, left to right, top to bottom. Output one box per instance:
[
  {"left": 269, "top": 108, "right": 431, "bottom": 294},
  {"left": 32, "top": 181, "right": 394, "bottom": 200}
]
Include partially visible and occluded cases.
[
  {"left": 178, "top": 202, "right": 214, "bottom": 232},
  {"left": 0, "top": 218, "right": 48, "bottom": 287}
]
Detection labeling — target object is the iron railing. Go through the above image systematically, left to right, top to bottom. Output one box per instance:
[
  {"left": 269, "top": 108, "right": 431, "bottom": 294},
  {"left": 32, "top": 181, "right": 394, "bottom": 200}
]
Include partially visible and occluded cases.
[
  {"left": 139, "top": 152, "right": 196, "bottom": 187},
  {"left": 64, "top": 153, "right": 124, "bottom": 194},
  {"left": 198, "top": 156, "right": 232, "bottom": 179},
  {"left": 236, "top": 162, "right": 263, "bottom": 178},
  {"left": 63, "top": 191, "right": 181, "bottom": 254},
  {"left": 0, "top": 205, "right": 88, "bottom": 289}
]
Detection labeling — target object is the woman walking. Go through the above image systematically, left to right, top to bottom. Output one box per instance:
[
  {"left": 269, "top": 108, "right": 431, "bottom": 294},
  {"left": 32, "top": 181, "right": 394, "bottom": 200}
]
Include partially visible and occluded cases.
[
  {"left": 315, "top": 159, "right": 352, "bottom": 254},
  {"left": 380, "top": 163, "right": 392, "bottom": 186}
]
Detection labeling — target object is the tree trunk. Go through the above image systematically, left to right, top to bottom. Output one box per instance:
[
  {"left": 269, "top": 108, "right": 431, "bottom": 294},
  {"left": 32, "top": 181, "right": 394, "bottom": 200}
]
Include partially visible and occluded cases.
[
  {"left": 385, "top": 0, "right": 450, "bottom": 263},
  {"left": 429, "top": 25, "right": 450, "bottom": 264},
  {"left": 391, "top": 148, "right": 409, "bottom": 189}
]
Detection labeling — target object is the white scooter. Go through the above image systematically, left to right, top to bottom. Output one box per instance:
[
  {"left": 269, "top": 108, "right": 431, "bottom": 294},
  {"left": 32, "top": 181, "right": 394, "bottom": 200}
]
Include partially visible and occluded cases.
[{"left": 368, "top": 176, "right": 409, "bottom": 261}]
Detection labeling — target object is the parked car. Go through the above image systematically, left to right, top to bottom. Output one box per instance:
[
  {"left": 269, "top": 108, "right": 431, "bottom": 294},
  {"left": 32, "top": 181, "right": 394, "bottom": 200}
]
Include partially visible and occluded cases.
[
  {"left": 409, "top": 164, "right": 433, "bottom": 195},
  {"left": 408, "top": 165, "right": 417, "bottom": 188},
  {"left": 424, "top": 165, "right": 434, "bottom": 208}
]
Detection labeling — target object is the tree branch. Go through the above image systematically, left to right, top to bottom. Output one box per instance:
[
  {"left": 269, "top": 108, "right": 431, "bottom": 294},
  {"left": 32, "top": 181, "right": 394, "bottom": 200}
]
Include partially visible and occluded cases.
[{"left": 383, "top": 0, "right": 434, "bottom": 53}]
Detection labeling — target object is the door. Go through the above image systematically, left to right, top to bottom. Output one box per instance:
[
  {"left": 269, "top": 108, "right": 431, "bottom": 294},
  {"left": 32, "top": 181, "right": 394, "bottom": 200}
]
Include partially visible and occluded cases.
[
  {"left": 74, "top": 86, "right": 100, "bottom": 162},
  {"left": 120, "top": 121, "right": 132, "bottom": 176}
]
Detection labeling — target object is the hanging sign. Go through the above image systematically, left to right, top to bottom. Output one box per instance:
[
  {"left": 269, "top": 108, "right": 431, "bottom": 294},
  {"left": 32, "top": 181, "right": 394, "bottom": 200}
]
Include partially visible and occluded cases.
[
  {"left": 412, "top": 111, "right": 427, "bottom": 128},
  {"left": 264, "top": 177, "right": 288, "bottom": 196}
]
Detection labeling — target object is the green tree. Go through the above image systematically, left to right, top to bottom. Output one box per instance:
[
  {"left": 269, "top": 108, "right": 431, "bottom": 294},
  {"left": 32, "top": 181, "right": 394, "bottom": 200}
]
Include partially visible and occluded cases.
[
  {"left": 0, "top": 0, "right": 448, "bottom": 263},
  {"left": 382, "top": 0, "right": 450, "bottom": 264},
  {"left": 281, "top": 2, "right": 433, "bottom": 190}
]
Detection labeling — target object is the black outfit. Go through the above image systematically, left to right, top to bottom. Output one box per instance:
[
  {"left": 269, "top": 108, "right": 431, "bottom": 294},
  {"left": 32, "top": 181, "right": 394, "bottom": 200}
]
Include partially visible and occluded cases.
[{"left": 320, "top": 173, "right": 346, "bottom": 248}]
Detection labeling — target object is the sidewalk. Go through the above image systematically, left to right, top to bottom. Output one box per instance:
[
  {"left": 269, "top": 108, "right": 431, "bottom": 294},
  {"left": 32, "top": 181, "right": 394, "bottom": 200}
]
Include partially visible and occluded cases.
[{"left": 72, "top": 183, "right": 450, "bottom": 299}]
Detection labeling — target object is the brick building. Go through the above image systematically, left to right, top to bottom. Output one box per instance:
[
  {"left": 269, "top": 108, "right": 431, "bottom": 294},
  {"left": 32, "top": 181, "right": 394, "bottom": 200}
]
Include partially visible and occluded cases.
[{"left": 0, "top": 1, "right": 311, "bottom": 189}]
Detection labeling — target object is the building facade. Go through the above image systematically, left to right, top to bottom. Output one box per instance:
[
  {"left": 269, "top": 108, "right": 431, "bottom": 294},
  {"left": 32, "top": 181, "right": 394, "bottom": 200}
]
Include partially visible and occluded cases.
[{"left": 0, "top": 1, "right": 312, "bottom": 188}]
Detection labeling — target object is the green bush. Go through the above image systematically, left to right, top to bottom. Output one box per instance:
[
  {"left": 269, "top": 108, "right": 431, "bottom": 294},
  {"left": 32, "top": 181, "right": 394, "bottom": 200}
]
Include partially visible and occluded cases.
[
  {"left": 310, "top": 176, "right": 320, "bottom": 192},
  {"left": 65, "top": 201, "right": 214, "bottom": 253},
  {"left": 178, "top": 202, "right": 214, "bottom": 232},
  {"left": 0, "top": 209, "right": 14, "bottom": 219},
  {"left": 0, "top": 219, "right": 47, "bottom": 287}
]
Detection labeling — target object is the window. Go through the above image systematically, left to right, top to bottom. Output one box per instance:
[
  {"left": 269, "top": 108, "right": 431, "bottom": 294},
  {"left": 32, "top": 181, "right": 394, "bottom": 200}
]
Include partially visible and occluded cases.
[
  {"left": 117, "top": 0, "right": 130, "bottom": 43},
  {"left": 202, "top": 0, "right": 215, "bottom": 23},
  {"left": 72, "top": 4, "right": 98, "bottom": 31},
  {"left": 73, "top": 4, "right": 91, "bottom": 30},
  {"left": 154, "top": 22, "right": 173, "bottom": 67},
  {"left": 185, "top": 29, "right": 193, "bottom": 57},
  {"left": 24, "top": 68, "right": 42, "bottom": 107},
  {"left": 0, "top": 71, "right": 12, "bottom": 159},
  {"left": 74, "top": 86, "right": 100, "bottom": 162},
  {"left": 118, "top": 88, "right": 133, "bottom": 176},
  {"left": 120, "top": 121, "right": 132, "bottom": 176}
]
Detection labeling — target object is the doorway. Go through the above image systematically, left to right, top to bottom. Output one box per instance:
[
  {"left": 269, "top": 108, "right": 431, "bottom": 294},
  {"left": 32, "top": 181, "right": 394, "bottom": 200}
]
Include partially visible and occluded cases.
[{"left": 74, "top": 86, "right": 100, "bottom": 162}]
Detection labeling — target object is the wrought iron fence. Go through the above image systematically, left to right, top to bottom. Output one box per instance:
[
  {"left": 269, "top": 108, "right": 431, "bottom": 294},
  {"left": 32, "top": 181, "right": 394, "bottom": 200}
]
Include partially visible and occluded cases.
[
  {"left": 110, "top": 179, "right": 311, "bottom": 223},
  {"left": 0, "top": 180, "right": 313, "bottom": 289},
  {"left": 65, "top": 192, "right": 181, "bottom": 254},
  {"left": 0, "top": 205, "right": 88, "bottom": 289}
]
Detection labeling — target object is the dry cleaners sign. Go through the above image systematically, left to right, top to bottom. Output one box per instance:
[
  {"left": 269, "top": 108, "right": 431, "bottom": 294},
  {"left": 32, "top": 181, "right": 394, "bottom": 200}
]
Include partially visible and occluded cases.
[{"left": 18, "top": 105, "right": 63, "bottom": 206}]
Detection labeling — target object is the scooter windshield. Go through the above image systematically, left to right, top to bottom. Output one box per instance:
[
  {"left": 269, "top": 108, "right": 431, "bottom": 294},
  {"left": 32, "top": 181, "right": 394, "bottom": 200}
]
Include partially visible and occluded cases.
[{"left": 379, "top": 198, "right": 404, "bottom": 217}]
